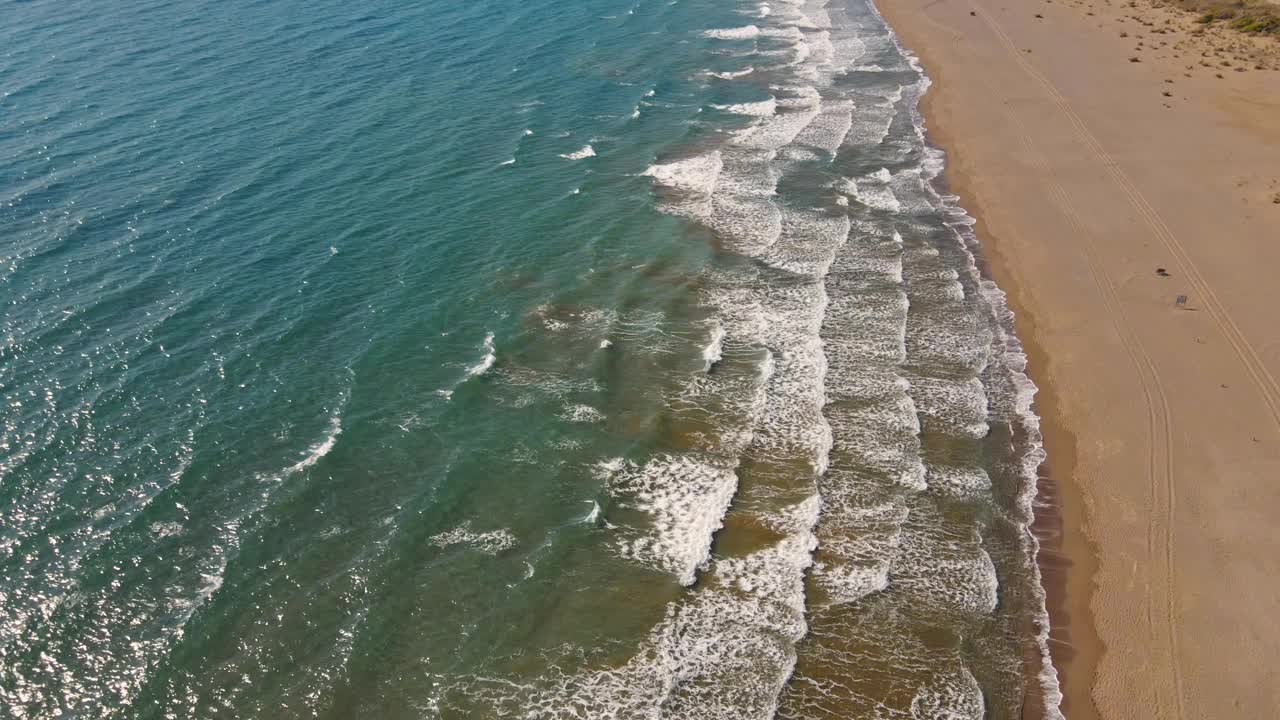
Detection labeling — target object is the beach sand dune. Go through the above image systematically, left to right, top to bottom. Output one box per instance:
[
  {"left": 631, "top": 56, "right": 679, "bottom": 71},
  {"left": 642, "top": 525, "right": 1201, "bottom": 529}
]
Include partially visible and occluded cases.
[{"left": 872, "top": 0, "right": 1280, "bottom": 716}]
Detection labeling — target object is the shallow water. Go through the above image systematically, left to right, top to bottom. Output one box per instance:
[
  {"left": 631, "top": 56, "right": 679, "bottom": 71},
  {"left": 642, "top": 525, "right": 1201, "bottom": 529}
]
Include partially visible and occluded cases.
[{"left": 0, "top": 0, "right": 1060, "bottom": 717}]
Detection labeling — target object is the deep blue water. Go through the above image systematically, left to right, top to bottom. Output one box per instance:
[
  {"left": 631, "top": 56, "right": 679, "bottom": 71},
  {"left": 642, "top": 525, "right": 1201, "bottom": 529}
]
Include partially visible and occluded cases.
[{"left": 1, "top": 0, "right": 1062, "bottom": 717}]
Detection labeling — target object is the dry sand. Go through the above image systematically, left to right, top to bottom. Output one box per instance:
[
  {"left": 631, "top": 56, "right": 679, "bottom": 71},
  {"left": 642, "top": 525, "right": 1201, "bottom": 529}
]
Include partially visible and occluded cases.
[{"left": 868, "top": 0, "right": 1280, "bottom": 717}]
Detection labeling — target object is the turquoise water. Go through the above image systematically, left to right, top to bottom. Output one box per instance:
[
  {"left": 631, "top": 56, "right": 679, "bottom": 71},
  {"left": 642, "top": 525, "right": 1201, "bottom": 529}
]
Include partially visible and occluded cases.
[{"left": 1, "top": 0, "right": 1062, "bottom": 717}]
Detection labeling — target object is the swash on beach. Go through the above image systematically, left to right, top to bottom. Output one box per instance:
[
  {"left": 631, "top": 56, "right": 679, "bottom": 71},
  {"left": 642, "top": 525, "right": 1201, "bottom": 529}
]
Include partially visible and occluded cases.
[{"left": 1, "top": 0, "right": 1061, "bottom": 717}]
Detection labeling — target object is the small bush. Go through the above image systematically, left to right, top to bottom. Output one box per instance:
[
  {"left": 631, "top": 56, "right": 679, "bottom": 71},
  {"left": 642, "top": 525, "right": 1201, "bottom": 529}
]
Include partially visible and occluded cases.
[
  {"left": 1169, "top": 0, "right": 1280, "bottom": 36},
  {"left": 1233, "top": 14, "right": 1280, "bottom": 34}
]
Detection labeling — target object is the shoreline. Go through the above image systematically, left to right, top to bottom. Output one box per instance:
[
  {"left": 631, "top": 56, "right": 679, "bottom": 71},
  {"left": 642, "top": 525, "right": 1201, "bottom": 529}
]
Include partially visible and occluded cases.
[
  {"left": 874, "top": 0, "right": 1280, "bottom": 716},
  {"left": 904, "top": 24, "right": 1107, "bottom": 720},
  {"left": 920, "top": 90, "right": 1105, "bottom": 718},
  {"left": 925, "top": 100, "right": 1105, "bottom": 719},
  {"left": 958, "top": 160, "right": 1106, "bottom": 720}
]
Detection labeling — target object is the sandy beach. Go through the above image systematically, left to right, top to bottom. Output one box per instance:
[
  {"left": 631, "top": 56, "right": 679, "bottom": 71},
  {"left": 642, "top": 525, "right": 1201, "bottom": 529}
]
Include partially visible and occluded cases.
[{"left": 871, "top": 0, "right": 1280, "bottom": 716}]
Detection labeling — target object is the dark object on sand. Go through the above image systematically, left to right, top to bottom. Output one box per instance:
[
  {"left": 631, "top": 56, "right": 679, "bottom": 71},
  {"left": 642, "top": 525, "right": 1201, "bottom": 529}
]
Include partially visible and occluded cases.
[
  {"left": 971, "top": 10, "right": 977, "bottom": 15},
  {"left": 1156, "top": 267, "right": 1170, "bottom": 277},
  {"left": 1176, "top": 295, "right": 1188, "bottom": 306}
]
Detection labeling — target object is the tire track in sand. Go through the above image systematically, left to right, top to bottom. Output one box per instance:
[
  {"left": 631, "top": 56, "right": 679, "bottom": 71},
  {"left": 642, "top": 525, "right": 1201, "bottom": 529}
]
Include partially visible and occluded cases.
[
  {"left": 975, "top": 4, "right": 1280, "bottom": 437},
  {"left": 1002, "top": 106, "right": 1181, "bottom": 720}
]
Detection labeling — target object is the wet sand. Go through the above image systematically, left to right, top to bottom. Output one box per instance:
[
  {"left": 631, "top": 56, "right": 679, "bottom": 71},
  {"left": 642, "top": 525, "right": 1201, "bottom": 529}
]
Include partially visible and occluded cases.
[{"left": 871, "top": 0, "right": 1280, "bottom": 717}]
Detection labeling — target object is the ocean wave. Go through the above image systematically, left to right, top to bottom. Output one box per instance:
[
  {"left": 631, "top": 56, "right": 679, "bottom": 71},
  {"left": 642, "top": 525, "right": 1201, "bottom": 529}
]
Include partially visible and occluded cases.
[
  {"left": 426, "top": 0, "right": 1060, "bottom": 715},
  {"left": 702, "top": 25, "right": 761, "bottom": 40},
  {"left": 709, "top": 66, "right": 754, "bottom": 79},
  {"left": 710, "top": 97, "right": 777, "bottom": 117},
  {"left": 559, "top": 144, "right": 596, "bottom": 160},
  {"left": 641, "top": 151, "right": 723, "bottom": 196},
  {"left": 834, "top": 171, "right": 902, "bottom": 213},
  {"left": 701, "top": 320, "right": 725, "bottom": 371},
  {"left": 465, "top": 332, "right": 497, "bottom": 377},
  {"left": 561, "top": 404, "right": 605, "bottom": 423},
  {"left": 284, "top": 410, "right": 343, "bottom": 475},
  {"left": 604, "top": 454, "right": 738, "bottom": 585},
  {"left": 453, "top": 497, "right": 820, "bottom": 719},
  {"left": 429, "top": 521, "right": 518, "bottom": 555}
]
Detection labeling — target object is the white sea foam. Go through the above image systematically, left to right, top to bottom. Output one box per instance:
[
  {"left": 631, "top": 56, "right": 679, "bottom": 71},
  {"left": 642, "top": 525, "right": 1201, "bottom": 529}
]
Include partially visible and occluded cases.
[
  {"left": 609, "top": 0, "right": 1063, "bottom": 715},
  {"left": 891, "top": 4, "right": 1062, "bottom": 707},
  {"left": 804, "top": 7, "right": 834, "bottom": 30},
  {"left": 703, "top": 25, "right": 761, "bottom": 40},
  {"left": 762, "top": 25, "right": 805, "bottom": 41},
  {"left": 891, "top": 29, "right": 1062, "bottom": 709},
  {"left": 805, "top": 30, "right": 835, "bottom": 67},
  {"left": 776, "top": 32, "right": 812, "bottom": 68},
  {"left": 709, "top": 66, "right": 754, "bottom": 79},
  {"left": 765, "top": 83, "right": 820, "bottom": 109},
  {"left": 881, "top": 83, "right": 906, "bottom": 107},
  {"left": 841, "top": 88, "right": 900, "bottom": 147},
  {"left": 730, "top": 96, "right": 820, "bottom": 151},
  {"left": 710, "top": 97, "right": 777, "bottom": 117},
  {"left": 792, "top": 98, "right": 853, "bottom": 153},
  {"left": 560, "top": 145, "right": 596, "bottom": 160},
  {"left": 642, "top": 151, "right": 723, "bottom": 196},
  {"left": 888, "top": 166, "right": 940, "bottom": 215},
  {"left": 835, "top": 173, "right": 901, "bottom": 213},
  {"left": 760, "top": 207, "right": 848, "bottom": 276},
  {"left": 904, "top": 302, "right": 992, "bottom": 371},
  {"left": 702, "top": 320, "right": 726, "bottom": 370},
  {"left": 465, "top": 332, "right": 496, "bottom": 377},
  {"left": 909, "top": 375, "right": 990, "bottom": 439},
  {"left": 562, "top": 404, "right": 605, "bottom": 423},
  {"left": 285, "top": 410, "right": 342, "bottom": 475},
  {"left": 604, "top": 454, "right": 738, "bottom": 585},
  {"left": 591, "top": 456, "right": 626, "bottom": 480},
  {"left": 927, "top": 464, "right": 993, "bottom": 498},
  {"left": 811, "top": 490, "right": 909, "bottom": 603},
  {"left": 462, "top": 498, "right": 818, "bottom": 717},
  {"left": 898, "top": 508, "right": 1000, "bottom": 614},
  {"left": 150, "top": 521, "right": 183, "bottom": 538},
  {"left": 429, "top": 521, "right": 517, "bottom": 555},
  {"left": 911, "top": 668, "right": 986, "bottom": 720}
]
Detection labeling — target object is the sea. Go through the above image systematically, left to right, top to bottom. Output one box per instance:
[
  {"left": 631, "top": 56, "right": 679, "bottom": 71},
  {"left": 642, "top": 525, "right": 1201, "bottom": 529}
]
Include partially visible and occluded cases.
[{"left": 0, "top": 0, "right": 1064, "bottom": 717}]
